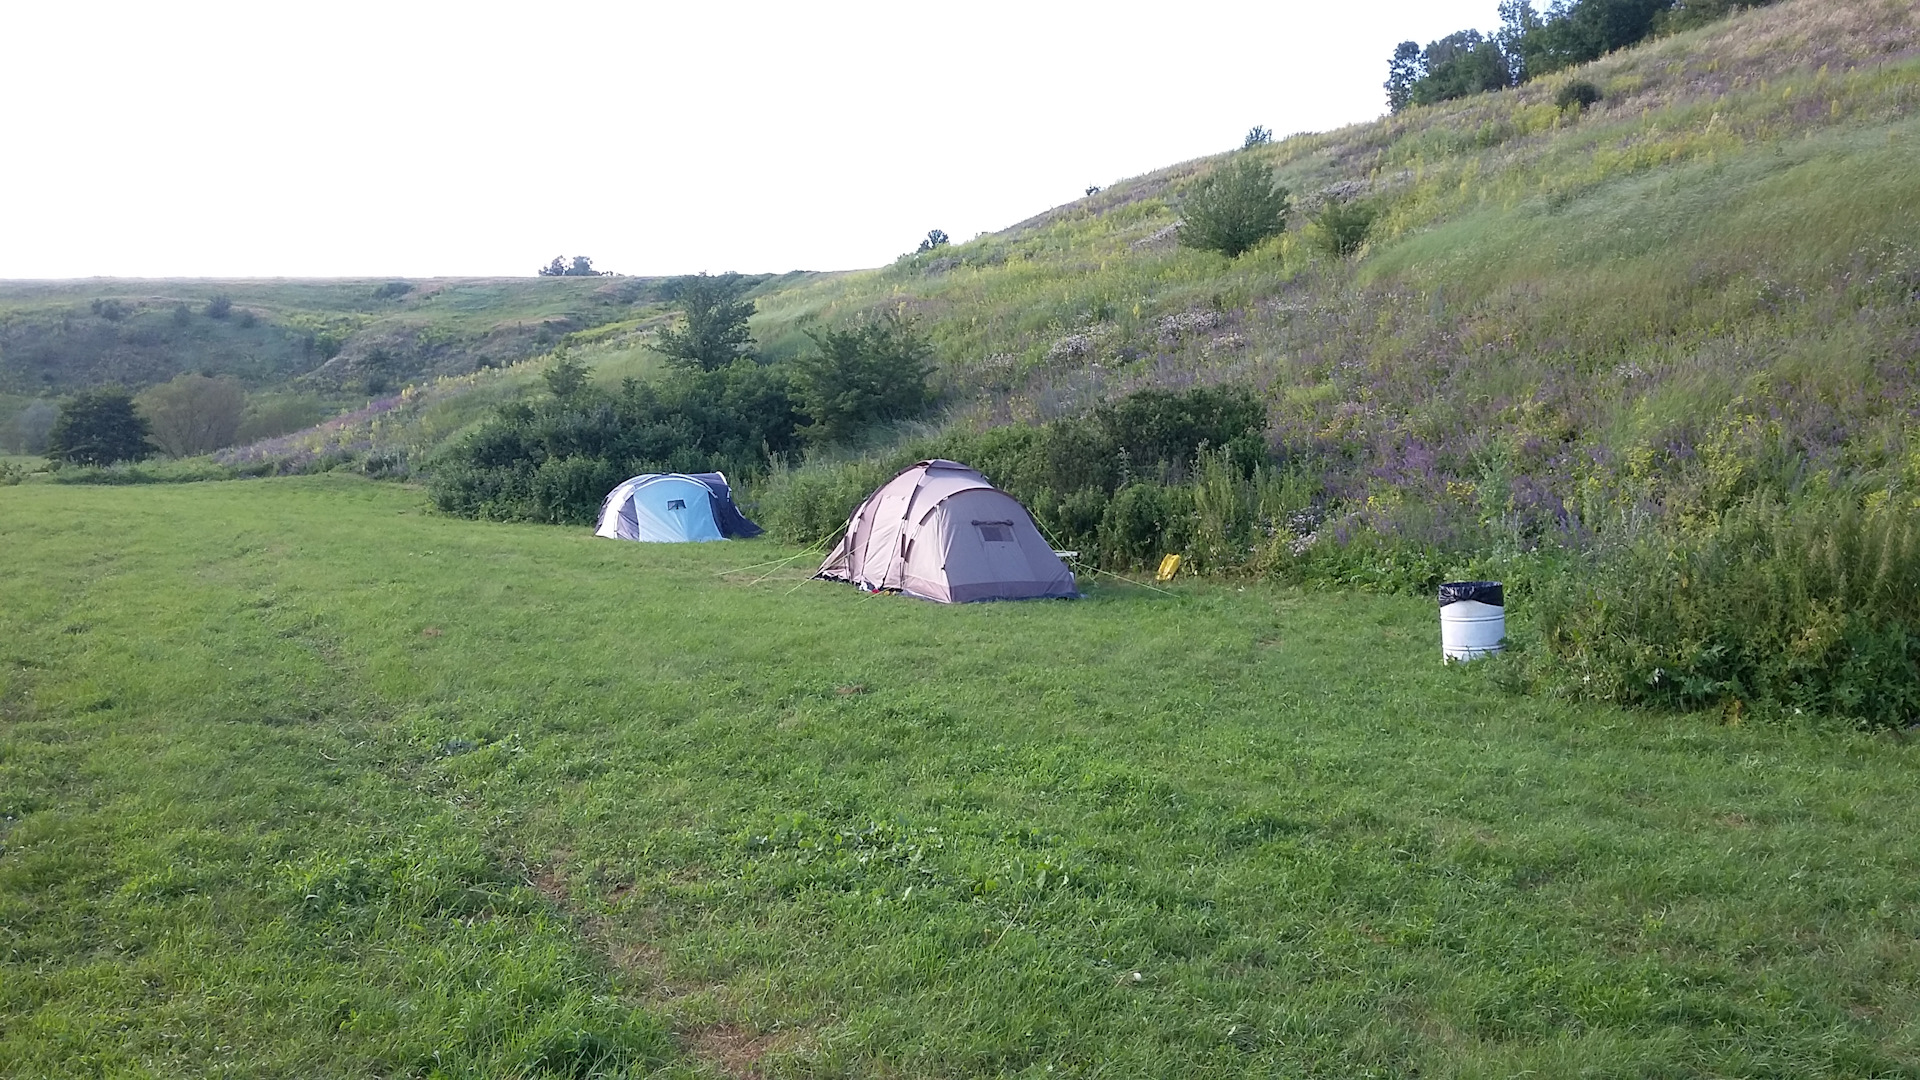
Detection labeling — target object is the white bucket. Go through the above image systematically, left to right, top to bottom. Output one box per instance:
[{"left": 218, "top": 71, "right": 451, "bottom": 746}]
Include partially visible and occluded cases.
[{"left": 1439, "top": 581, "right": 1505, "bottom": 661}]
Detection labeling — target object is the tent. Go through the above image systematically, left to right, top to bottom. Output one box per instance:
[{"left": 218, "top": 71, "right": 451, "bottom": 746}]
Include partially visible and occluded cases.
[
  {"left": 818, "top": 459, "right": 1077, "bottom": 603},
  {"left": 595, "top": 472, "right": 762, "bottom": 543}
]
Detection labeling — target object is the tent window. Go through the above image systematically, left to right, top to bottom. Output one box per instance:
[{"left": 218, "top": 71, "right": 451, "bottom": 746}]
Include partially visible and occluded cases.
[
  {"left": 666, "top": 499, "right": 686, "bottom": 510},
  {"left": 976, "top": 523, "right": 1012, "bottom": 543}
]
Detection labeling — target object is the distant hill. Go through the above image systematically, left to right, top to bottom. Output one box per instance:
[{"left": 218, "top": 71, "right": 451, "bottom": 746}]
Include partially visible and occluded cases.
[{"left": 0, "top": 277, "right": 668, "bottom": 397}]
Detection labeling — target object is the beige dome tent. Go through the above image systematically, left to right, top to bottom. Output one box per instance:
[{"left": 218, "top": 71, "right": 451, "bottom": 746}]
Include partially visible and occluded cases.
[{"left": 817, "top": 460, "right": 1077, "bottom": 603}]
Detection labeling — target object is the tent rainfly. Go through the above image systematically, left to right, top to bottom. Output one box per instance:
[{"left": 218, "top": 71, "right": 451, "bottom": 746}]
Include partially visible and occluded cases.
[
  {"left": 817, "top": 459, "right": 1076, "bottom": 603},
  {"left": 595, "top": 473, "right": 762, "bottom": 543}
]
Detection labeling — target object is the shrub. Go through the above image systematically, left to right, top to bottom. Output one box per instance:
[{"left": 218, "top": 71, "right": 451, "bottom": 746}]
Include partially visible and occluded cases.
[
  {"left": 1555, "top": 79, "right": 1602, "bottom": 111},
  {"left": 1242, "top": 126, "right": 1272, "bottom": 148},
  {"left": 1177, "top": 158, "right": 1291, "bottom": 259},
  {"left": 1311, "top": 199, "right": 1379, "bottom": 258},
  {"left": 916, "top": 230, "right": 950, "bottom": 254},
  {"left": 654, "top": 273, "right": 755, "bottom": 371},
  {"left": 372, "top": 281, "right": 414, "bottom": 300},
  {"left": 205, "top": 295, "right": 232, "bottom": 319},
  {"left": 791, "top": 312, "right": 934, "bottom": 445},
  {"left": 430, "top": 362, "right": 802, "bottom": 524},
  {"left": 136, "top": 373, "right": 248, "bottom": 457},
  {"left": 46, "top": 387, "right": 153, "bottom": 465},
  {"left": 754, "top": 458, "right": 894, "bottom": 545},
  {"left": 1099, "top": 482, "right": 1190, "bottom": 568},
  {"left": 1524, "top": 494, "right": 1920, "bottom": 728}
]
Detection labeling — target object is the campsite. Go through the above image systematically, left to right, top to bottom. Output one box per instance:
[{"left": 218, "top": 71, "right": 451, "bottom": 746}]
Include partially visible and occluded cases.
[
  {"left": 6, "top": 0, "right": 1920, "bottom": 1075},
  {"left": 7, "top": 477, "right": 1920, "bottom": 1077}
]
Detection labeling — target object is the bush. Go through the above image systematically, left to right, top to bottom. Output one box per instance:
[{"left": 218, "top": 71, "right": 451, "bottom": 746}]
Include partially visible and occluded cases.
[
  {"left": 1555, "top": 79, "right": 1602, "bottom": 111},
  {"left": 1178, "top": 157, "right": 1291, "bottom": 259},
  {"left": 1310, "top": 199, "right": 1379, "bottom": 258},
  {"left": 916, "top": 230, "right": 950, "bottom": 254},
  {"left": 654, "top": 273, "right": 755, "bottom": 371},
  {"left": 372, "top": 281, "right": 414, "bottom": 300},
  {"left": 205, "top": 295, "right": 232, "bottom": 320},
  {"left": 791, "top": 312, "right": 934, "bottom": 445},
  {"left": 430, "top": 362, "right": 802, "bottom": 524},
  {"left": 137, "top": 373, "right": 248, "bottom": 457},
  {"left": 46, "top": 387, "right": 153, "bottom": 465},
  {"left": 753, "top": 458, "right": 894, "bottom": 545},
  {"left": 1523, "top": 494, "right": 1920, "bottom": 728}
]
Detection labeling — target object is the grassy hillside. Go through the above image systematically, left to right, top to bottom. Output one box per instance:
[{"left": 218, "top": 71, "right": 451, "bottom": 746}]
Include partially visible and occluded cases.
[{"left": 5, "top": 476, "right": 1920, "bottom": 1076}]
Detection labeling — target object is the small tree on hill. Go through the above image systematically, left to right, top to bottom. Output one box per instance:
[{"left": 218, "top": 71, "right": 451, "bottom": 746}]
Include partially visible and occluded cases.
[
  {"left": 1243, "top": 126, "right": 1272, "bottom": 148},
  {"left": 1177, "top": 158, "right": 1291, "bottom": 259},
  {"left": 1311, "top": 199, "right": 1380, "bottom": 258},
  {"left": 916, "top": 230, "right": 950, "bottom": 254},
  {"left": 538, "top": 255, "right": 607, "bottom": 277},
  {"left": 654, "top": 272, "right": 756, "bottom": 371},
  {"left": 205, "top": 295, "right": 232, "bottom": 319},
  {"left": 791, "top": 312, "right": 934, "bottom": 445},
  {"left": 543, "top": 351, "right": 590, "bottom": 399},
  {"left": 137, "top": 373, "right": 247, "bottom": 457},
  {"left": 46, "top": 387, "right": 153, "bottom": 465}
]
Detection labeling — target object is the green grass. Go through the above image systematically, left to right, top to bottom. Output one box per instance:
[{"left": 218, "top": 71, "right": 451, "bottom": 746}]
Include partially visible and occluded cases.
[{"left": 6, "top": 476, "right": 1920, "bottom": 1076}]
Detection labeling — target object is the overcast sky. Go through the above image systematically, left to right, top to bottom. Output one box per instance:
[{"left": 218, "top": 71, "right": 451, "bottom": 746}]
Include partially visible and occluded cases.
[{"left": 1, "top": 1, "right": 1499, "bottom": 279}]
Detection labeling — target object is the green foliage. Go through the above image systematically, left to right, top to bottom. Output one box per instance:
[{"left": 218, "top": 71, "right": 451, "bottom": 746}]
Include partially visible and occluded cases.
[
  {"left": 1393, "top": 0, "right": 1784, "bottom": 109},
  {"left": 1409, "top": 30, "right": 1515, "bottom": 107},
  {"left": 1555, "top": 78, "right": 1603, "bottom": 110},
  {"left": 1242, "top": 125, "right": 1272, "bottom": 148},
  {"left": 1176, "top": 157, "right": 1291, "bottom": 259},
  {"left": 1310, "top": 199, "right": 1379, "bottom": 258},
  {"left": 916, "top": 229, "right": 950, "bottom": 254},
  {"left": 538, "top": 255, "right": 605, "bottom": 277},
  {"left": 653, "top": 272, "right": 756, "bottom": 371},
  {"left": 370, "top": 280, "right": 414, "bottom": 300},
  {"left": 204, "top": 294, "right": 232, "bottom": 320},
  {"left": 791, "top": 312, "right": 935, "bottom": 445},
  {"left": 541, "top": 352, "right": 590, "bottom": 400},
  {"left": 430, "top": 362, "right": 801, "bottom": 524},
  {"left": 136, "top": 373, "right": 248, "bottom": 458},
  {"left": 762, "top": 384, "right": 1271, "bottom": 562},
  {"left": 46, "top": 387, "right": 152, "bottom": 465},
  {"left": 1524, "top": 494, "right": 1920, "bottom": 727}
]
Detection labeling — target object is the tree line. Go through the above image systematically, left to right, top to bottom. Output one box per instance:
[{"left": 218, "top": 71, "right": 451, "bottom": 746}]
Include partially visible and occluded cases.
[{"left": 1387, "top": 0, "right": 1780, "bottom": 112}]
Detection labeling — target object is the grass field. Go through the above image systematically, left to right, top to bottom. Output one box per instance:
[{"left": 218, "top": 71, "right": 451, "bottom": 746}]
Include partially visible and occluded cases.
[{"left": 4, "top": 476, "right": 1919, "bottom": 1077}]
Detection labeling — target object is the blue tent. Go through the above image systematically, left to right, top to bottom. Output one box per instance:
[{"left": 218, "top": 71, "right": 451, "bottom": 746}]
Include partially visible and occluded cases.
[{"left": 593, "top": 473, "right": 762, "bottom": 543}]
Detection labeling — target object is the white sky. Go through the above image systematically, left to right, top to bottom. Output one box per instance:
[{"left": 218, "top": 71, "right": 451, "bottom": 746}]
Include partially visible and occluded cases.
[{"left": 1, "top": 1, "right": 1498, "bottom": 279}]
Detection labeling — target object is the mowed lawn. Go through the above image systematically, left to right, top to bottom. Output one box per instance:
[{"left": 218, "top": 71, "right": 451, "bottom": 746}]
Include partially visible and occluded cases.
[{"left": 3, "top": 478, "right": 1918, "bottom": 1078}]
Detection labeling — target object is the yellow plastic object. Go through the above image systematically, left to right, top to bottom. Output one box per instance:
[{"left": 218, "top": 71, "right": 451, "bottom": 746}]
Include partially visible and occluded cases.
[{"left": 1155, "top": 554, "right": 1183, "bottom": 582}]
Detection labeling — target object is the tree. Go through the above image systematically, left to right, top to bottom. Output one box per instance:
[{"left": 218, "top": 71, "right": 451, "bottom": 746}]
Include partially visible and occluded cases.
[
  {"left": 1409, "top": 31, "right": 1514, "bottom": 106},
  {"left": 1386, "top": 41, "right": 1424, "bottom": 112},
  {"left": 1243, "top": 126, "right": 1272, "bottom": 148},
  {"left": 1177, "top": 157, "right": 1291, "bottom": 259},
  {"left": 916, "top": 230, "right": 950, "bottom": 254},
  {"left": 539, "top": 255, "right": 606, "bottom": 277},
  {"left": 653, "top": 273, "right": 756, "bottom": 371},
  {"left": 205, "top": 295, "right": 232, "bottom": 319},
  {"left": 791, "top": 311, "right": 935, "bottom": 445},
  {"left": 543, "top": 352, "right": 590, "bottom": 399},
  {"left": 136, "top": 373, "right": 248, "bottom": 457},
  {"left": 46, "top": 387, "right": 152, "bottom": 465}
]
